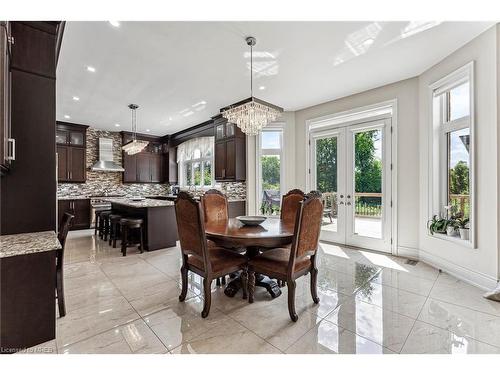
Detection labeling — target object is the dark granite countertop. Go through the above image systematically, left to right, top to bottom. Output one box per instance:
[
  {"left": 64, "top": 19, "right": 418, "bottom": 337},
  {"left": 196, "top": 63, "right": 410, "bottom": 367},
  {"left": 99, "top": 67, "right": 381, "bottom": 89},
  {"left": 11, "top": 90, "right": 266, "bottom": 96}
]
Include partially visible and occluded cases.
[
  {"left": 105, "top": 197, "right": 175, "bottom": 208},
  {"left": 0, "top": 231, "right": 61, "bottom": 259}
]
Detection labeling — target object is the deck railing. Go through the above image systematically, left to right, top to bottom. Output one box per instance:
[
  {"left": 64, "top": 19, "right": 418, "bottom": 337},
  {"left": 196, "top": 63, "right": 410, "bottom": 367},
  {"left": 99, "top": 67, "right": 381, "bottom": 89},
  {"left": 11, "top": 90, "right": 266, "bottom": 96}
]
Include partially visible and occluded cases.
[
  {"left": 322, "top": 191, "right": 383, "bottom": 218},
  {"left": 449, "top": 194, "right": 470, "bottom": 218}
]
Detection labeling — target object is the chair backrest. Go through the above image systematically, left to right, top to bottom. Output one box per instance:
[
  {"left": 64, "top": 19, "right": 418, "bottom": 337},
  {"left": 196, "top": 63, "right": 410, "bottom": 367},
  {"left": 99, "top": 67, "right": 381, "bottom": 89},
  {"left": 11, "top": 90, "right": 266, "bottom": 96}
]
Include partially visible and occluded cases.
[
  {"left": 201, "top": 189, "right": 228, "bottom": 224},
  {"left": 280, "top": 189, "right": 305, "bottom": 224},
  {"left": 174, "top": 191, "right": 211, "bottom": 272},
  {"left": 288, "top": 191, "right": 324, "bottom": 273},
  {"left": 57, "top": 212, "right": 74, "bottom": 269},
  {"left": 58, "top": 212, "right": 74, "bottom": 250}
]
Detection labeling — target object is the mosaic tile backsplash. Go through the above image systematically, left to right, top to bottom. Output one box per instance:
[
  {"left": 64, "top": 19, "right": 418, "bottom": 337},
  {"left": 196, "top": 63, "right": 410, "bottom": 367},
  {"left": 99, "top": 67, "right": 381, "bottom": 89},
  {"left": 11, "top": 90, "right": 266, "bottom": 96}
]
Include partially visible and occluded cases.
[{"left": 57, "top": 127, "right": 246, "bottom": 200}]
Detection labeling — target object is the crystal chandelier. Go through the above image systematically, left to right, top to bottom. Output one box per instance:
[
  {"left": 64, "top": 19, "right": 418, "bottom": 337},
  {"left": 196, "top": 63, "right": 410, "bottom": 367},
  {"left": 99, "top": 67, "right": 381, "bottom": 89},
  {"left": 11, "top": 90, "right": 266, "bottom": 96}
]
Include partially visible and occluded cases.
[
  {"left": 222, "top": 36, "right": 282, "bottom": 136},
  {"left": 122, "top": 104, "right": 149, "bottom": 155}
]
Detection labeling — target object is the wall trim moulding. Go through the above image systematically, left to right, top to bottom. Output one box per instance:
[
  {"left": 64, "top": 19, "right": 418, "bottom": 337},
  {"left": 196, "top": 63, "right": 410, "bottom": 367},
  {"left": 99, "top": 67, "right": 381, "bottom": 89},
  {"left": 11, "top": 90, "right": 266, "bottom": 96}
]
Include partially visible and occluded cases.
[
  {"left": 396, "top": 246, "right": 419, "bottom": 260},
  {"left": 418, "top": 247, "right": 498, "bottom": 291}
]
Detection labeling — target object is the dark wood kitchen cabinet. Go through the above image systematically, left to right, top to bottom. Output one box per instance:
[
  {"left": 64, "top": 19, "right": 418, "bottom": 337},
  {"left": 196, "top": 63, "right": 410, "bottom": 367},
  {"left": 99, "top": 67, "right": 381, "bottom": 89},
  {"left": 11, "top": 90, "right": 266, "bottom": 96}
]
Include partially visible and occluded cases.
[
  {"left": 0, "top": 22, "right": 13, "bottom": 175},
  {"left": 213, "top": 116, "right": 246, "bottom": 182},
  {"left": 56, "top": 122, "right": 87, "bottom": 183},
  {"left": 121, "top": 132, "right": 165, "bottom": 183},
  {"left": 58, "top": 198, "right": 90, "bottom": 230}
]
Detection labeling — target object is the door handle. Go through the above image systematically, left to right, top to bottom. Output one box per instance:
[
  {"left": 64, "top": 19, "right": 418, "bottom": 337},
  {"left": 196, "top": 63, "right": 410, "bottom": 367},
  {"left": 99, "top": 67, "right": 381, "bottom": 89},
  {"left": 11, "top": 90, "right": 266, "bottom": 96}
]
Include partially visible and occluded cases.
[
  {"left": 6, "top": 138, "right": 15, "bottom": 160},
  {"left": 339, "top": 194, "right": 344, "bottom": 198},
  {"left": 347, "top": 194, "right": 351, "bottom": 199},
  {"left": 339, "top": 201, "right": 344, "bottom": 205},
  {"left": 346, "top": 201, "right": 352, "bottom": 206}
]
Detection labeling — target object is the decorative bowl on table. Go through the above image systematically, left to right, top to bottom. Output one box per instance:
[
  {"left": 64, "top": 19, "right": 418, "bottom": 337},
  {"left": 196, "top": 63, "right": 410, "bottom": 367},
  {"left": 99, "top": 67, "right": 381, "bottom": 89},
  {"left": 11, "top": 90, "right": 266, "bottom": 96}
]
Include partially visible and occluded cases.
[{"left": 236, "top": 216, "right": 267, "bottom": 226}]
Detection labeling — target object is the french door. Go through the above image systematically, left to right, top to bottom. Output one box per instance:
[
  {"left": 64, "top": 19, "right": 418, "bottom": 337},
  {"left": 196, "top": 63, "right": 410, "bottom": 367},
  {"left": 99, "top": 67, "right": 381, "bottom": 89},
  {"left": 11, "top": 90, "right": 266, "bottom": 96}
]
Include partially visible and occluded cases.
[{"left": 310, "top": 118, "right": 392, "bottom": 253}]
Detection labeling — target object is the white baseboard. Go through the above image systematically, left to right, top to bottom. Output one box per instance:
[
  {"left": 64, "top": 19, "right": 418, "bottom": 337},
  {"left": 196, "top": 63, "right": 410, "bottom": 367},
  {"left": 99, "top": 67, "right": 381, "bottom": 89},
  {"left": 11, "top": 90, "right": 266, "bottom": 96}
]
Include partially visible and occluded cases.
[
  {"left": 396, "top": 246, "right": 419, "bottom": 259},
  {"left": 418, "top": 248, "right": 498, "bottom": 291}
]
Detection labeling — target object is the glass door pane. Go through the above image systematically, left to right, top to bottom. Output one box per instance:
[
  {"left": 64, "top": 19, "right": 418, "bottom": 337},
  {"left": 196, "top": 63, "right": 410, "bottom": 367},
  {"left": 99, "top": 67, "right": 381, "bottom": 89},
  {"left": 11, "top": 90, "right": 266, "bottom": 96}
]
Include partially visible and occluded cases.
[
  {"left": 353, "top": 129, "right": 383, "bottom": 239},
  {"left": 316, "top": 136, "right": 339, "bottom": 232}
]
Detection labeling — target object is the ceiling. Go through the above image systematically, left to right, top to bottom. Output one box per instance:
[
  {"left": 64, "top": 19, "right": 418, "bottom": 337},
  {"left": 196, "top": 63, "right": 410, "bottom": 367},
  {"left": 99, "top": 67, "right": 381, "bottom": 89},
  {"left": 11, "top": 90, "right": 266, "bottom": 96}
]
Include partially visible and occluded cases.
[{"left": 57, "top": 21, "right": 494, "bottom": 136}]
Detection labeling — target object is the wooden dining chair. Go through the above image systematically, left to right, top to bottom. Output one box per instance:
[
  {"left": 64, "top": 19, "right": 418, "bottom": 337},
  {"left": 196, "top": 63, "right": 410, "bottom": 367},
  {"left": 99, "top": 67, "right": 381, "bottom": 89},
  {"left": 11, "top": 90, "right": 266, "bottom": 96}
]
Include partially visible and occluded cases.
[
  {"left": 201, "top": 189, "right": 229, "bottom": 286},
  {"left": 276, "top": 189, "right": 305, "bottom": 286},
  {"left": 280, "top": 189, "right": 305, "bottom": 224},
  {"left": 175, "top": 191, "right": 248, "bottom": 318},
  {"left": 247, "top": 191, "right": 323, "bottom": 322},
  {"left": 56, "top": 212, "right": 74, "bottom": 318}
]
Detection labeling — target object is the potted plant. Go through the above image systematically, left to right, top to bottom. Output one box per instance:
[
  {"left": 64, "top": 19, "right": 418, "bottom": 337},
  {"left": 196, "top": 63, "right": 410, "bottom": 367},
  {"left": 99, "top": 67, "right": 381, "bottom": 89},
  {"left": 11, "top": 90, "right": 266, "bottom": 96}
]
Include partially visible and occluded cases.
[
  {"left": 428, "top": 215, "right": 448, "bottom": 235},
  {"left": 456, "top": 217, "right": 470, "bottom": 240},
  {"left": 446, "top": 220, "right": 458, "bottom": 236}
]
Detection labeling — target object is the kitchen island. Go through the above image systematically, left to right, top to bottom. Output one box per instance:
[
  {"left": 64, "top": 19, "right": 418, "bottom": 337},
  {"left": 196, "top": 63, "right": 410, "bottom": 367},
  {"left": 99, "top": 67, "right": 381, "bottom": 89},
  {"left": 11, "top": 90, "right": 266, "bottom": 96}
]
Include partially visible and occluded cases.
[{"left": 105, "top": 198, "right": 177, "bottom": 251}]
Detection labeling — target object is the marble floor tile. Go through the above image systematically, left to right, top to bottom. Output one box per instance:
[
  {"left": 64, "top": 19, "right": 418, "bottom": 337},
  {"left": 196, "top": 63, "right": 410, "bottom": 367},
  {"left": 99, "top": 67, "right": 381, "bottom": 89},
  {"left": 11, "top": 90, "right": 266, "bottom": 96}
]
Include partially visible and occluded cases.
[
  {"left": 317, "top": 266, "right": 378, "bottom": 295},
  {"left": 370, "top": 268, "right": 435, "bottom": 296},
  {"left": 118, "top": 273, "right": 196, "bottom": 317},
  {"left": 430, "top": 273, "right": 500, "bottom": 317},
  {"left": 355, "top": 282, "right": 428, "bottom": 319},
  {"left": 56, "top": 295, "right": 140, "bottom": 349},
  {"left": 144, "top": 296, "right": 228, "bottom": 350},
  {"left": 228, "top": 298, "right": 321, "bottom": 351},
  {"left": 417, "top": 298, "right": 500, "bottom": 348},
  {"left": 325, "top": 299, "right": 415, "bottom": 352},
  {"left": 170, "top": 318, "right": 281, "bottom": 354},
  {"left": 61, "top": 320, "right": 167, "bottom": 354},
  {"left": 285, "top": 320, "right": 394, "bottom": 354},
  {"left": 401, "top": 321, "right": 500, "bottom": 354}
]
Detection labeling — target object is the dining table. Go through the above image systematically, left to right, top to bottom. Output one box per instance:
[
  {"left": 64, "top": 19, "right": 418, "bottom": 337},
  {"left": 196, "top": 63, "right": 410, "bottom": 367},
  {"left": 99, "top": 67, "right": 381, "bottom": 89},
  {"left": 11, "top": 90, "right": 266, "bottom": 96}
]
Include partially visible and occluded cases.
[{"left": 205, "top": 217, "right": 295, "bottom": 299}]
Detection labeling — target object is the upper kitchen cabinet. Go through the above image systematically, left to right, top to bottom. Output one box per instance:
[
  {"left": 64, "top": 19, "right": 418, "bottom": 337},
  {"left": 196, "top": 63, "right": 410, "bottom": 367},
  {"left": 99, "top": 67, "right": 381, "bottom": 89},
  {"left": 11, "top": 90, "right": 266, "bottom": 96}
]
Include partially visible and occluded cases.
[
  {"left": 213, "top": 115, "right": 246, "bottom": 182},
  {"left": 56, "top": 122, "right": 88, "bottom": 183},
  {"left": 121, "top": 132, "right": 165, "bottom": 183}
]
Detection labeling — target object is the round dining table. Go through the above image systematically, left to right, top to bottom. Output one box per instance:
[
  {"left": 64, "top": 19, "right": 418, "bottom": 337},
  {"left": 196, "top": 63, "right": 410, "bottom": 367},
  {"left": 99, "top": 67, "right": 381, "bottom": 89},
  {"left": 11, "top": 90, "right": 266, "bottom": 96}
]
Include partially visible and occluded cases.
[{"left": 205, "top": 217, "right": 295, "bottom": 298}]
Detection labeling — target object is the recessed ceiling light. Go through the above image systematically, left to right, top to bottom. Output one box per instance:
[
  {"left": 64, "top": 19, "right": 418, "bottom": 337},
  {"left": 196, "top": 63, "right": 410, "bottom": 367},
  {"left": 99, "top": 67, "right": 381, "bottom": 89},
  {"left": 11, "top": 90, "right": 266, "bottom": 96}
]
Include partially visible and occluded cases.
[
  {"left": 109, "top": 21, "right": 120, "bottom": 27},
  {"left": 363, "top": 38, "right": 375, "bottom": 46},
  {"left": 86, "top": 66, "right": 96, "bottom": 73},
  {"left": 259, "top": 86, "right": 266, "bottom": 90},
  {"left": 72, "top": 96, "right": 80, "bottom": 101},
  {"left": 64, "top": 115, "right": 71, "bottom": 119},
  {"left": 169, "top": 117, "right": 172, "bottom": 121},
  {"left": 115, "top": 123, "right": 120, "bottom": 127},
  {"left": 146, "top": 129, "right": 150, "bottom": 132}
]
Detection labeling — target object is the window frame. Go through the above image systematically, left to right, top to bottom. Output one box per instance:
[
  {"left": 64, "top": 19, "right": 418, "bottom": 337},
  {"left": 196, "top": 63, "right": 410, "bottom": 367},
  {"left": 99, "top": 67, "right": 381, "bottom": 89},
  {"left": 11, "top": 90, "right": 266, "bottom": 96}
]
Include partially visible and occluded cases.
[
  {"left": 429, "top": 61, "right": 475, "bottom": 248},
  {"left": 255, "top": 123, "right": 286, "bottom": 215},
  {"left": 178, "top": 149, "right": 214, "bottom": 188}
]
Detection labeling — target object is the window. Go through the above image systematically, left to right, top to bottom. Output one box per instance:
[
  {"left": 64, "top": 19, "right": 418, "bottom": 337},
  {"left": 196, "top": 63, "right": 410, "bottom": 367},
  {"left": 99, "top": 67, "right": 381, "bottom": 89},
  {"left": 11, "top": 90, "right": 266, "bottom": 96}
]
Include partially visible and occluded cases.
[
  {"left": 430, "top": 62, "right": 474, "bottom": 244},
  {"left": 257, "top": 126, "right": 284, "bottom": 215},
  {"left": 177, "top": 136, "right": 214, "bottom": 187}
]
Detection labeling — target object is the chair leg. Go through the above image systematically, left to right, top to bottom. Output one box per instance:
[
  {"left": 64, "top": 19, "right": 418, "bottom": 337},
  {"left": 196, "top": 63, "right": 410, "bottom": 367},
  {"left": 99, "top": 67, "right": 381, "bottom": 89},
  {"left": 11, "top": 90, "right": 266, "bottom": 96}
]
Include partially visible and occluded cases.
[
  {"left": 94, "top": 215, "right": 99, "bottom": 236},
  {"left": 108, "top": 223, "right": 113, "bottom": 246},
  {"left": 112, "top": 223, "right": 118, "bottom": 248},
  {"left": 121, "top": 226, "right": 128, "bottom": 256},
  {"left": 139, "top": 227, "right": 144, "bottom": 254},
  {"left": 179, "top": 266, "right": 188, "bottom": 302},
  {"left": 310, "top": 267, "right": 320, "bottom": 304},
  {"left": 241, "top": 268, "right": 248, "bottom": 299},
  {"left": 56, "top": 269, "right": 66, "bottom": 317},
  {"left": 248, "top": 269, "right": 255, "bottom": 303},
  {"left": 221, "top": 275, "right": 226, "bottom": 285},
  {"left": 201, "top": 277, "right": 212, "bottom": 318},
  {"left": 216, "top": 277, "right": 221, "bottom": 287},
  {"left": 287, "top": 279, "right": 298, "bottom": 322}
]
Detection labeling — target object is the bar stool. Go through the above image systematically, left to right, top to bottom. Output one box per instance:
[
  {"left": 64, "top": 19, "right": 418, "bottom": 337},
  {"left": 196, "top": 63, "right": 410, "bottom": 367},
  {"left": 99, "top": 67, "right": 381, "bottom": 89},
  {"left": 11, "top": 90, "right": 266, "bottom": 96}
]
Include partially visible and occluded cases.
[
  {"left": 94, "top": 210, "right": 103, "bottom": 236},
  {"left": 99, "top": 211, "right": 112, "bottom": 241},
  {"left": 108, "top": 214, "right": 122, "bottom": 248},
  {"left": 120, "top": 218, "right": 145, "bottom": 256}
]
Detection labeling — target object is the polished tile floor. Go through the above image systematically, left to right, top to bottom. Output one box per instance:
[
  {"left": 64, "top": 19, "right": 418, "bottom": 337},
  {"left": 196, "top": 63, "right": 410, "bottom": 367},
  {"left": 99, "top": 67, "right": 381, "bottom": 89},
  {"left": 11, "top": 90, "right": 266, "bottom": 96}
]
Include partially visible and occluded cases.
[{"left": 23, "top": 229, "right": 500, "bottom": 354}]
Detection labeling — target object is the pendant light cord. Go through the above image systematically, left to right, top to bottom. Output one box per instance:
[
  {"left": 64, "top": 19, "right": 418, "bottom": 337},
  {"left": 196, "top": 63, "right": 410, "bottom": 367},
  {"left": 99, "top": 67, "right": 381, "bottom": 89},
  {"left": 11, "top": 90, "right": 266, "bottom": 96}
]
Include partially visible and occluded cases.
[{"left": 250, "top": 42, "right": 253, "bottom": 98}]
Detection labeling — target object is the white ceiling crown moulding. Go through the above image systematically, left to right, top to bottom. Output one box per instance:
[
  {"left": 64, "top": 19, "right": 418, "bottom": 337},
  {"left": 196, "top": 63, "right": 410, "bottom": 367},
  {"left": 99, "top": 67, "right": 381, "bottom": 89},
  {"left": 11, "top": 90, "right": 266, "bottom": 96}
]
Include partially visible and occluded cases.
[{"left": 222, "top": 36, "right": 282, "bottom": 136}]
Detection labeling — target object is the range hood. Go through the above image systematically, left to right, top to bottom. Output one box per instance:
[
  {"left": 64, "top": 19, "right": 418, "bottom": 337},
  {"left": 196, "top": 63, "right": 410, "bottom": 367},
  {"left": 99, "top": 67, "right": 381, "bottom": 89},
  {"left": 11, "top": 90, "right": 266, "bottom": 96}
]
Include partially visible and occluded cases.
[{"left": 91, "top": 138, "right": 125, "bottom": 172}]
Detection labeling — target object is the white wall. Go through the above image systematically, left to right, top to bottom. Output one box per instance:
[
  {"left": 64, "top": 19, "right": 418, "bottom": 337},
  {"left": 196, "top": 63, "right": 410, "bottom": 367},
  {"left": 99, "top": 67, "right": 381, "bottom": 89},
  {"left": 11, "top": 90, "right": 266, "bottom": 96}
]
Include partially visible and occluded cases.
[
  {"left": 418, "top": 26, "right": 499, "bottom": 288},
  {"left": 293, "top": 78, "right": 420, "bottom": 253},
  {"left": 246, "top": 111, "right": 296, "bottom": 215}
]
